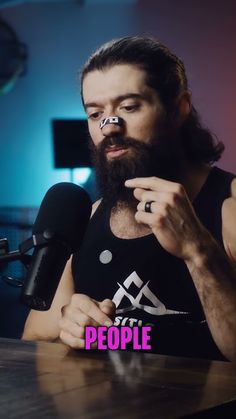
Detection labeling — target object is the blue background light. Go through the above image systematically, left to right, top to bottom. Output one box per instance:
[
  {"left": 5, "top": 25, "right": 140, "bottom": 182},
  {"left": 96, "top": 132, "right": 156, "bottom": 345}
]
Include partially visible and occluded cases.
[{"left": 0, "top": 0, "right": 235, "bottom": 208}]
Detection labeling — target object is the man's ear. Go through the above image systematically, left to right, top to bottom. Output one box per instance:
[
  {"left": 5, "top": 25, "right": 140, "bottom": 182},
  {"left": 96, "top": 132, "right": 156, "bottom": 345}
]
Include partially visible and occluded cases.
[{"left": 177, "top": 90, "right": 192, "bottom": 125}]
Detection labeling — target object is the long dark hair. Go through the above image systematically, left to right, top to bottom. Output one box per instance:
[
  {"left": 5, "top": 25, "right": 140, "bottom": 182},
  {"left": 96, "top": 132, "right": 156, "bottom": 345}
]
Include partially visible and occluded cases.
[{"left": 81, "top": 36, "right": 224, "bottom": 165}]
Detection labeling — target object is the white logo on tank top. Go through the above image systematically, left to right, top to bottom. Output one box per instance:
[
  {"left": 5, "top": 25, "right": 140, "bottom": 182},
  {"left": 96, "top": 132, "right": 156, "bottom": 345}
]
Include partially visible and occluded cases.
[{"left": 112, "top": 271, "right": 188, "bottom": 316}]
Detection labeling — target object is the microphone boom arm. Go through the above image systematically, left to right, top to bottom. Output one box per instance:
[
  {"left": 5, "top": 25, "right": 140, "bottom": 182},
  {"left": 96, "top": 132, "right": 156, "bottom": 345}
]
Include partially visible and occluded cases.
[{"left": 0, "top": 230, "right": 59, "bottom": 267}]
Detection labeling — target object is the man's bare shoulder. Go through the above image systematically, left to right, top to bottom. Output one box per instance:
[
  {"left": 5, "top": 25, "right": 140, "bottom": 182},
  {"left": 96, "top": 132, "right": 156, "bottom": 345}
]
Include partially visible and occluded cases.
[
  {"left": 222, "top": 178, "right": 236, "bottom": 261},
  {"left": 230, "top": 178, "right": 236, "bottom": 197}
]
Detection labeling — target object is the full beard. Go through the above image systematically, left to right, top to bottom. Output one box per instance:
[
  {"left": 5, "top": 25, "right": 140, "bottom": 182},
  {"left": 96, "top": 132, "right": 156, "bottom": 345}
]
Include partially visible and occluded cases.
[{"left": 90, "top": 130, "right": 183, "bottom": 209}]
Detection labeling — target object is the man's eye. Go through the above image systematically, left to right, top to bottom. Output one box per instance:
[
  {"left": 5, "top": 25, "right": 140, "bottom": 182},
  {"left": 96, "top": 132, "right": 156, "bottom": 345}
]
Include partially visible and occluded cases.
[
  {"left": 122, "top": 104, "right": 139, "bottom": 112},
  {"left": 88, "top": 112, "right": 102, "bottom": 120}
]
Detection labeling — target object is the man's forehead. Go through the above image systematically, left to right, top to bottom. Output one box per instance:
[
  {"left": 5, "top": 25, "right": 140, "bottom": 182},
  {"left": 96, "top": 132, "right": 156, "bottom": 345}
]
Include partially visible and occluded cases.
[{"left": 82, "top": 64, "right": 150, "bottom": 105}]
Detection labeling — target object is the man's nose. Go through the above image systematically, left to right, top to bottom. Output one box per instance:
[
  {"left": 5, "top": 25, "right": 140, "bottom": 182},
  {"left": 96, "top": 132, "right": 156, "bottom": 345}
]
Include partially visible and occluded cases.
[{"left": 100, "top": 116, "right": 124, "bottom": 136}]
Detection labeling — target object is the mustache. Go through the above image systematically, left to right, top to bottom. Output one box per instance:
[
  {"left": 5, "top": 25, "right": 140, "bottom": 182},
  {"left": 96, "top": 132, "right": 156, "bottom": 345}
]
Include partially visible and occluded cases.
[{"left": 96, "top": 136, "right": 151, "bottom": 153}]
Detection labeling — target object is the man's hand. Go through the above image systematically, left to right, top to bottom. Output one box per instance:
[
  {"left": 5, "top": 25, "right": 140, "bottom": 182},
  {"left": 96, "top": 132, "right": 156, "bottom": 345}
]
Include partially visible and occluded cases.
[
  {"left": 125, "top": 176, "right": 208, "bottom": 261},
  {"left": 59, "top": 294, "right": 115, "bottom": 349}
]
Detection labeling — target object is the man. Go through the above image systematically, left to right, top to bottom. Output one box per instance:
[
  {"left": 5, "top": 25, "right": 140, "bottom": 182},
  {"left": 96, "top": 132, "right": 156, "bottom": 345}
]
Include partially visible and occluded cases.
[{"left": 22, "top": 37, "right": 236, "bottom": 361}]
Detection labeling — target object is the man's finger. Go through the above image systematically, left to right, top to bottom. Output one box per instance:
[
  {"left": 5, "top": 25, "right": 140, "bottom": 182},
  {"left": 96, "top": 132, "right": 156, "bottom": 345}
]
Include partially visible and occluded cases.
[
  {"left": 125, "top": 177, "right": 181, "bottom": 192},
  {"left": 134, "top": 189, "right": 173, "bottom": 203},
  {"left": 78, "top": 294, "right": 113, "bottom": 326},
  {"left": 99, "top": 299, "right": 116, "bottom": 318},
  {"left": 60, "top": 330, "right": 85, "bottom": 349}
]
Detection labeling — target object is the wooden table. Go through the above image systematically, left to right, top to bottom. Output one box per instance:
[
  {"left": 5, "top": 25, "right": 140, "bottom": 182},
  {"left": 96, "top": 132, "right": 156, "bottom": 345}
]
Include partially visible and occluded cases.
[{"left": 0, "top": 338, "right": 236, "bottom": 418}]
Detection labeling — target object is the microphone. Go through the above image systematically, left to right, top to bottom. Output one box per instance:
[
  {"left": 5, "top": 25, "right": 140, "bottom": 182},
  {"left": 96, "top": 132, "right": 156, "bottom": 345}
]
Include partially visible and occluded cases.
[{"left": 21, "top": 182, "right": 92, "bottom": 311}]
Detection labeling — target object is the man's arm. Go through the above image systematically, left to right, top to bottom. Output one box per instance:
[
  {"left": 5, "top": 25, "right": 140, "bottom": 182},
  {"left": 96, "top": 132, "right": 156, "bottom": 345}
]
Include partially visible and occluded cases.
[
  {"left": 125, "top": 176, "right": 236, "bottom": 361},
  {"left": 185, "top": 177, "right": 236, "bottom": 361},
  {"left": 22, "top": 199, "right": 115, "bottom": 346},
  {"left": 185, "top": 226, "right": 236, "bottom": 361},
  {"left": 22, "top": 254, "right": 115, "bottom": 346},
  {"left": 22, "top": 257, "right": 75, "bottom": 341}
]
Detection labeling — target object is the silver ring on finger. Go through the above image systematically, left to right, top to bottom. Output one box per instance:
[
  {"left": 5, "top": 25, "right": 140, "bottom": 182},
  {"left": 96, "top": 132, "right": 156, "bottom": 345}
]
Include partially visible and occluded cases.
[{"left": 144, "top": 201, "right": 154, "bottom": 213}]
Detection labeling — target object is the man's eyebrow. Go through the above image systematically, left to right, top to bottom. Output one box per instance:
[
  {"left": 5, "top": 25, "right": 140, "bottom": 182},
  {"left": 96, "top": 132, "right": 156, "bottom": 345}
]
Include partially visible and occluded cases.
[{"left": 84, "top": 93, "right": 143, "bottom": 110}]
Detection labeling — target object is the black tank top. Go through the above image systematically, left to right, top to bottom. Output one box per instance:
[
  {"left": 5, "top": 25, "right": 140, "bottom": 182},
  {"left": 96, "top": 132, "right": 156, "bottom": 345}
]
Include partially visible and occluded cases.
[{"left": 72, "top": 167, "right": 235, "bottom": 360}]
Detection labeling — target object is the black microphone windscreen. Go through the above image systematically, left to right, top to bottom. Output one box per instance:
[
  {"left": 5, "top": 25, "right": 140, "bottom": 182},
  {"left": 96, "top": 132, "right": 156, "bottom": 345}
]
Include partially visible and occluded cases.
[
  {"left": 21, "top": 182, "right": 92, "bottom": 310},
  {"left": 33, "top": 182, "right": 92, "bottom": 252}
]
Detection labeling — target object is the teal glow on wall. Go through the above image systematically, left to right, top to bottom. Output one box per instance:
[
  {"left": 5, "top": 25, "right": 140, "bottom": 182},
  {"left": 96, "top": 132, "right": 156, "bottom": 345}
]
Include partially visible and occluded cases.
[
  {"left": 0, "top": 1, "right": 137, "bottom": 207},
  {"left": 73, "top": 168, "right": 92, "bottom": 185}
]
